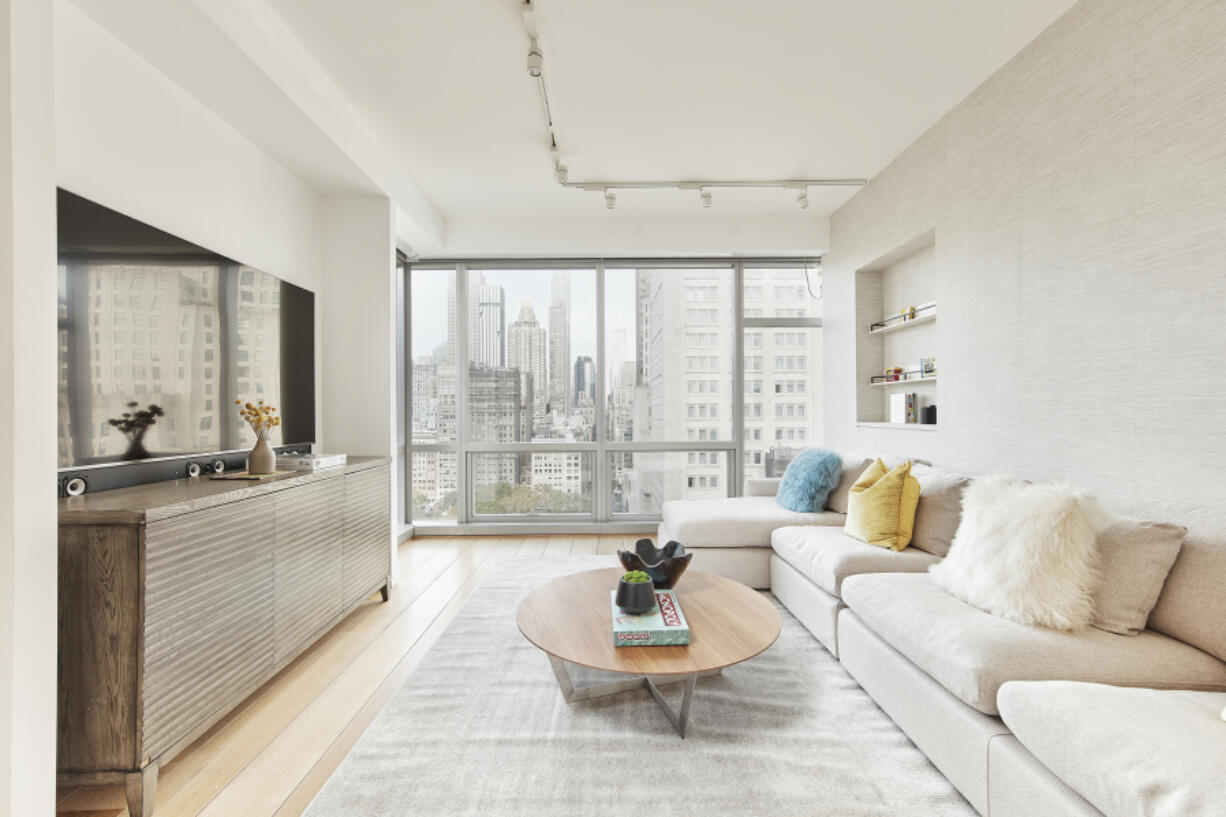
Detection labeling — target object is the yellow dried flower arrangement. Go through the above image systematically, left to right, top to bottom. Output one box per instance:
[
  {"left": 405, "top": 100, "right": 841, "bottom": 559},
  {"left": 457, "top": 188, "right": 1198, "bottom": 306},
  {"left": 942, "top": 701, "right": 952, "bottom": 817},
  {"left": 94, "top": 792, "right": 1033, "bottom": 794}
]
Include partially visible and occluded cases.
[{"left": 235, "top": 398, "right": 281, "bottom": 441}]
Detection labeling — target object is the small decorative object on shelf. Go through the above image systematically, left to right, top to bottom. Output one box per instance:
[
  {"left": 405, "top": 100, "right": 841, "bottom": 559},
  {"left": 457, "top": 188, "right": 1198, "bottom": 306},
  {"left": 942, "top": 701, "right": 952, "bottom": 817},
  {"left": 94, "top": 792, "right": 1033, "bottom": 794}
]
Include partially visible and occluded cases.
[
  {"left": 869, "top": 302, "right": 937, "bottom": 333},
  {"left": 921, "top": 356, "right": 936, "bottom": 376},
  {"left": 871, "top": 367, "right": 935, "bottom": 385},
  {"left": 890, "top": 392, "right": 919, "bottom": 424},
  {"left": 236, "top": 399, "right": 281, "bottom": 475},
  {"left": 922, "top": 405, "right": 938, "bottom": 425},
  {"left": 278, "top": 452, "right": 347, "bottom": 472},
  {"left": 617, "top": 538, "right": 693, "bottom": 589},
  {"left": 614, "top": 571, "right": 657, "bottom": 615}
]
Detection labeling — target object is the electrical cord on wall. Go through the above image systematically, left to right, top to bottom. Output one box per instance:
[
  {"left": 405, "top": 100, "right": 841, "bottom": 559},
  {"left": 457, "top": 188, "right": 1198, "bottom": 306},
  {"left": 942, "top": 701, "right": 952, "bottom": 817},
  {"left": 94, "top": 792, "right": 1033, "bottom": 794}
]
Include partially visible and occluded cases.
[{"left": 804, "top": 261, "right": 822, "bottom": 300}]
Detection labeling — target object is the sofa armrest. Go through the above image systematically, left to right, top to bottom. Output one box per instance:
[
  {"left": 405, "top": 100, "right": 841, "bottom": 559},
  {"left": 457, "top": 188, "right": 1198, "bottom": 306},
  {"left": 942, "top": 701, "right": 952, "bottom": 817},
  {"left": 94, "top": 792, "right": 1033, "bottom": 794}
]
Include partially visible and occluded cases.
[{"left": 744, "top": 477, "right": 782, "bottom": 497}]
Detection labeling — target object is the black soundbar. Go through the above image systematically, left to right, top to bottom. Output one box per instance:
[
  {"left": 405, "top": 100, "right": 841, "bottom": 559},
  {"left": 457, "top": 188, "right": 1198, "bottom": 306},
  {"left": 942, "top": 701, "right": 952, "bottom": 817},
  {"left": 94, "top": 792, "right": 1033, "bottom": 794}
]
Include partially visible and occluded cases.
[{"left": 58, "top": 445, "right": 313, "bottom": 498}]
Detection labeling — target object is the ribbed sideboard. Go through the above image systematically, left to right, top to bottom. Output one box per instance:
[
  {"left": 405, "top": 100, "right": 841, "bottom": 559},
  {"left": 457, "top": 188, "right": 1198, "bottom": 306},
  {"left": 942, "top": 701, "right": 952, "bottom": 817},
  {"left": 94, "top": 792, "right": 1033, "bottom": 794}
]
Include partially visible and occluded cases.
[{"left": 56, "top": 456, "right": 392, "bottom": 817}]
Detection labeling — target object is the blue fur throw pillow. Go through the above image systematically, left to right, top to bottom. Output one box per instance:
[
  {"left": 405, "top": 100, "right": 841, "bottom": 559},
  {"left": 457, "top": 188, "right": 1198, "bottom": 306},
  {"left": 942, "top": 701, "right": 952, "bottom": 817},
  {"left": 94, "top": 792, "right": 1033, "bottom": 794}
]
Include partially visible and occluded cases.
[{"left": 775, "top": 449, "right": 844, "bottom": 512}]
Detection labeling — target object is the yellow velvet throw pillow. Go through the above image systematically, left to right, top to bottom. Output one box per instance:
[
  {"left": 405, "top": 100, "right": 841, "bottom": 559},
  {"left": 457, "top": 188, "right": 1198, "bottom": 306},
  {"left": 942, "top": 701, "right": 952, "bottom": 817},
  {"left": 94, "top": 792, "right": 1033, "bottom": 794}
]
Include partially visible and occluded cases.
[{"left": 843, "top": 458, "right": 921, "bottom": 551}]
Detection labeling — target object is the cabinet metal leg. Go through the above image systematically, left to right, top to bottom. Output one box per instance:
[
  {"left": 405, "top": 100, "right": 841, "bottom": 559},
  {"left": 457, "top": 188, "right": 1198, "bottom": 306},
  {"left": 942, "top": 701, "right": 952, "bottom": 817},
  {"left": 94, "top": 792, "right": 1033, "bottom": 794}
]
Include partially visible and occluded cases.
[
  {"left": 379, "top": 582, "right": 390, "bottom": 602},
  {"left": 124, "top": 762, "right": 158, "bottom": 817}
]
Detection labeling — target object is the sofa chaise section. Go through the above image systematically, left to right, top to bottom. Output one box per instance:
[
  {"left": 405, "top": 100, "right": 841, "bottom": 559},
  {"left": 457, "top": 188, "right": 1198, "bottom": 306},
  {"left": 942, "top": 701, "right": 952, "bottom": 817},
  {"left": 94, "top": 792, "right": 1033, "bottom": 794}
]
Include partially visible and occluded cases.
[
  {"left": 657, "top": 482, "right": 845, "bottom": 587},
  {"left": 658, "top": 494, "right": 845, "bottom": 549}
]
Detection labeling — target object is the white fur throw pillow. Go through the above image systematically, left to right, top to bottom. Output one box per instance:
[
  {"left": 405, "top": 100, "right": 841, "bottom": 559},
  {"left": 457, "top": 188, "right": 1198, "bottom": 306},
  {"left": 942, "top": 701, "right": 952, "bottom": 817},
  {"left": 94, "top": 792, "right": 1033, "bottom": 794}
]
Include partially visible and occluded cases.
[{"left": 929, "top": 474, "right": 1114, "bottom": 631}]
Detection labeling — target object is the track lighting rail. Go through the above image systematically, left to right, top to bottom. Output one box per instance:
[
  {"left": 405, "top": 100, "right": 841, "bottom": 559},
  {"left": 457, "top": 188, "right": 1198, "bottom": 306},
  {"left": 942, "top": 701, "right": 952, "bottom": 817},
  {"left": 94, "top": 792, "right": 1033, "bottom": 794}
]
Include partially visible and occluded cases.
[
  {"left": 520, "top": 0, "right": 867, "bottom": 208},
  {"left": 561, "top": 179, "right": 867, "bottom": 191}
]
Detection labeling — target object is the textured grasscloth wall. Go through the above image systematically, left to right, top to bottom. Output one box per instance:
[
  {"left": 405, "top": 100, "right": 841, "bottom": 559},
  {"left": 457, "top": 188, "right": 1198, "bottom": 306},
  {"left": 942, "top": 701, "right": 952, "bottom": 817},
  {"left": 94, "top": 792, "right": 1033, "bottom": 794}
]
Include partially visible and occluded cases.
[{"left": 823, "top": 0, "right": 1226, "bottom": 508}]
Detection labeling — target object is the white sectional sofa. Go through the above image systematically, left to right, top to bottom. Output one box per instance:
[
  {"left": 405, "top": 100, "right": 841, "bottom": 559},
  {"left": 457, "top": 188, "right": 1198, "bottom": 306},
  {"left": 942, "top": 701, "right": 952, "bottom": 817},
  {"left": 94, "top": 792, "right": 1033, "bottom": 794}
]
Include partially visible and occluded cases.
[{"left": 657, "top": 451, "right": 1226, "bottom": 817}]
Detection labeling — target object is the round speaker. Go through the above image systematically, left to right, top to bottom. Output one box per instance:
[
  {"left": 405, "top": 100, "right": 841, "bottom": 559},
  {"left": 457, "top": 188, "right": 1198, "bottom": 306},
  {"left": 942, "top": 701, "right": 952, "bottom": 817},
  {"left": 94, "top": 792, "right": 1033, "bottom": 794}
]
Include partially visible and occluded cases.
[
  {"left": 212, "top": 459, "right": 226, "bottom": 474},
  {"left": 186, "top": 462, "right": 202, "bottom": 478},
  {"left": 65, "top": 477, "right": 87, "bottom": 497}
]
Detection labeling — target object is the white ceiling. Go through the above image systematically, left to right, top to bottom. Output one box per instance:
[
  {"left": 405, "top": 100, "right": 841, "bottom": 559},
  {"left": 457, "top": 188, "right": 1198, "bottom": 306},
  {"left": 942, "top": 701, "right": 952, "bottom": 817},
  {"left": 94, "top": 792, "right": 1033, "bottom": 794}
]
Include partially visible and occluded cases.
[{"left": 262, "top": 0, "right": 1078, "bottom": 222}]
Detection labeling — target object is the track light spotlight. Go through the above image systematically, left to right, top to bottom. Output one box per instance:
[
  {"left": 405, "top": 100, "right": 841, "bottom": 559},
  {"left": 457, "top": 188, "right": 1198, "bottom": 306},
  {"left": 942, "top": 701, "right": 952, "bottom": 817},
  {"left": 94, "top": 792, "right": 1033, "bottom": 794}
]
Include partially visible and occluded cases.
[
  {"left": 527, "top": 39, "right": 543, "bottom": 78},
  {"left": 554, "top": 163, "right": 568, "bottom": 184},
  {"left": 604, "top": 189, "right": 616, "bottom": 209},
  {"left": 700, "top": 189, "right": 712, "bottom": 208},
  {"left": 796, "top": 189, "right": 810, "bottom": 210}
]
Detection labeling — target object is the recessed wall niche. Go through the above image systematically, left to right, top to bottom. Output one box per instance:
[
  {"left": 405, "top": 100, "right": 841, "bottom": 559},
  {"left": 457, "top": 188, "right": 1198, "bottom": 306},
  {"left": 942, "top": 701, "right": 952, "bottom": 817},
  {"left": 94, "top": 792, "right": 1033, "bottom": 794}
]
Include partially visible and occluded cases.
[{"left": 855, "top": 229, "right": 938, "bottom": 430}]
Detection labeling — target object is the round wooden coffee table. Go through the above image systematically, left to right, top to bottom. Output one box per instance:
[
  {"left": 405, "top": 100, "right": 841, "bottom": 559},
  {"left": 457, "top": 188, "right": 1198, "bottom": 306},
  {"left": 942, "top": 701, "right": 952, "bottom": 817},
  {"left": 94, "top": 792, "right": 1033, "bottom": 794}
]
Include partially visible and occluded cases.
[{"left": 516, "top": 568, "right": 781, "bottom": 737}]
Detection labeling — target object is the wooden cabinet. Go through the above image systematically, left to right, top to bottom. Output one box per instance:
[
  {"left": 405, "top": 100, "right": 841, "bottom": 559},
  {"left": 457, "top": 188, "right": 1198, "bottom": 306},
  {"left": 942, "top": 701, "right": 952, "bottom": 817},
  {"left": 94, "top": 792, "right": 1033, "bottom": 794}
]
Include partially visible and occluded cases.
[{"left": 56, "top": 457, "right": 391, "bottom": 817}]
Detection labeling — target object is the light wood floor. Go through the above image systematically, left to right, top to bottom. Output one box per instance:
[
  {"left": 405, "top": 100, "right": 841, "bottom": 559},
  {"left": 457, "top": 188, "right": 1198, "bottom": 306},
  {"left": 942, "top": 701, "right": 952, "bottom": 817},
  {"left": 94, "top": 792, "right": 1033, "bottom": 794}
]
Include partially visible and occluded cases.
[{"left": 56, "top": 534, "right": 635, "bottom": 817}]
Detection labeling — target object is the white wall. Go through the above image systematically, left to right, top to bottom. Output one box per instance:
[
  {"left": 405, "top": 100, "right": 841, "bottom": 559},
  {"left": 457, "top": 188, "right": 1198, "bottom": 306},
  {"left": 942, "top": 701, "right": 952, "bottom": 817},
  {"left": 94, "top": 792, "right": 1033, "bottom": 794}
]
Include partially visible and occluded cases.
[
  {"left": 0, "top": 0, "right": 57, "bottom": 812},
  {"left": 824, "top": 0, "right": 1226, "bottom": 508},
  {"left": 55, "top": 1, "right": 322, "bottom": 293},
  {"left": 321, "top": 195, "right": 399, "bottom": 568}
]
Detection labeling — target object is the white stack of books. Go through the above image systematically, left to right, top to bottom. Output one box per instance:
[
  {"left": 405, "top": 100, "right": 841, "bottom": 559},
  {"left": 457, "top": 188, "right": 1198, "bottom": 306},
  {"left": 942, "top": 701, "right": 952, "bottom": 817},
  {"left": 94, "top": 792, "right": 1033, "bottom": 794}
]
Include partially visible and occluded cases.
[{"left": 276, "top": 453, "right": 347, "bottom": 471}]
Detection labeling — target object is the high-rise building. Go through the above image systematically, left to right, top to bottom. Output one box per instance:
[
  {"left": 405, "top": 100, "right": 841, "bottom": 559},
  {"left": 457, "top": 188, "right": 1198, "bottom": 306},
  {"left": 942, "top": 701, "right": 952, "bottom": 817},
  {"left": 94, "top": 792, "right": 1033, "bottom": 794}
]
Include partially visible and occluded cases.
[
  {"left": 620, "top": 269, "right": 731, "bottom": 512},
  {"left": 446, "top": 271, "right": 481, "bottom": 366},
  {"left": 548, "top": 271, "right": 570, "bottom": 417},
  {"left": 742, "top": 271, "right": 821, "bottom": 480},
  {"left": 475, "top": 284, "right": 506, "bottom": 368},
  {"left": 507, "top": 302, "right": 547, "bottom": 428},
  {"left": 573, "top": 355, "right": 595, "bottom": 405},
  {"left": 410, "top": 356, "right": 436, "bottom": 432},
  {"left": 468, "top": 364, "right": 521, "bottom": 486},
  {"left": 530, "top": 451, "right": 586, "bottom": 495}
]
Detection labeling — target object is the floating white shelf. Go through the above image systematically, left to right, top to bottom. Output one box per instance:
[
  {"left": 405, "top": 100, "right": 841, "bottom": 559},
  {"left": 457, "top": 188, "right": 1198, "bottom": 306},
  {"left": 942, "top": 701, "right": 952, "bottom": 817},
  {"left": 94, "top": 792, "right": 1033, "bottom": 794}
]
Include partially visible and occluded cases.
[
  {"left": 868, "top": 311, "right": 936, "bottom": 335},
  {"left": 871, "top": 375, "right": 937, "bottom": 388},
  {"left": 856, "top": 422, "right": 939, "bottom": 431}
]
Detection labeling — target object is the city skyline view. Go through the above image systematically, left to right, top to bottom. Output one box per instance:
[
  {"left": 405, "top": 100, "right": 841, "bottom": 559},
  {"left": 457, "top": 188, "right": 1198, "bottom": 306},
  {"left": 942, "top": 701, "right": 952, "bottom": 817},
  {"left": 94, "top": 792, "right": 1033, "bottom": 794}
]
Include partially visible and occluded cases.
[
  {"left": 410, "top": 265, "right": 821, "bottom": 521},
  {"left": 411, "top": 268, "right": 636, "bottom": 378}
]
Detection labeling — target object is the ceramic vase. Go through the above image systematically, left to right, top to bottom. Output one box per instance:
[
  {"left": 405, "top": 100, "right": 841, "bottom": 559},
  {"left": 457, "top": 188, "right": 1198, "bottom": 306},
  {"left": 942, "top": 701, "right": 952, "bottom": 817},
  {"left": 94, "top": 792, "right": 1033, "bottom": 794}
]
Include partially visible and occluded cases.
[{"left": 247, "top": 438, "right": 275, "bottom": 475}]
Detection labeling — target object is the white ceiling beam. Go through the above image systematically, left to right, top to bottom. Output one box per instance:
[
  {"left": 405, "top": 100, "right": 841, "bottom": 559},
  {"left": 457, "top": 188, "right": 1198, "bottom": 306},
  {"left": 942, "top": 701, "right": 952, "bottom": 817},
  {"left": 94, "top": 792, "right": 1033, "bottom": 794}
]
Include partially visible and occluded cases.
[{"left": 191, "top": 0, "right": 445, "bottom": 253}]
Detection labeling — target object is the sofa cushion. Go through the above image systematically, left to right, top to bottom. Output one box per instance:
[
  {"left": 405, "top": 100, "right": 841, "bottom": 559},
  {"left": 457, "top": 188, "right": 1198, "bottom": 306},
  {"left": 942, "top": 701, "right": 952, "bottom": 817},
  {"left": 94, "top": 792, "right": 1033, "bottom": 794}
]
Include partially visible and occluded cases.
[
  {"left": 775, "top": 448, "right": 842, "bottom": 512},
  {"left": 824, "top": 458, "right": 872, "bottom": 514},
  {"left": 844, "top": 459, "right": 921, "bottom": 550},
  {"left": 909, "top": 464, "right": 970, "bottom": 557},
  {"left": 929, "top": 475, "right": 1112, "bottom": 631},
  {"left": 1097, "top": 495, "right": 1226, "bottom": 664},
  {"left": 660, "top": 496, "right": 844, "bottom": 548},
  {"left": 1092, "top": 521, "right": 1186, "bottom": 636},
  {"left": 771, "top": 525, "right": 940, "bottom": 598},
  {"left": 840, "top": 573, "right": 1226, "bottom": 715},
  {"left": 998, "top": 681, "right": 1226, "bottom": 817}
]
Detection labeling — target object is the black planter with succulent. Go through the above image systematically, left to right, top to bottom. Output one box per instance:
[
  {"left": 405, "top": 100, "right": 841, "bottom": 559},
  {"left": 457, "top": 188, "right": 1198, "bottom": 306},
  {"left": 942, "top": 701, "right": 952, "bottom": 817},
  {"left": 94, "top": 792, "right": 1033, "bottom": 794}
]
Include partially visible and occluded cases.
[
  {"left": 617, "top": 538, "right": 692, "bottom": 589},
  {"left": 614, "top": 570, "right": 657, "bottom": 614}
]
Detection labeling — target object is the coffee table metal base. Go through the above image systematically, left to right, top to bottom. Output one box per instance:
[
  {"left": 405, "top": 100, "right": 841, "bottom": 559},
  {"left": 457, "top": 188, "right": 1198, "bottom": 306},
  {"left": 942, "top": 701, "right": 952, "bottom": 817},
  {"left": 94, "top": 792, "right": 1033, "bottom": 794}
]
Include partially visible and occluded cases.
[{"left": 547, "top": 656, "right": 714, "bottom": 738}]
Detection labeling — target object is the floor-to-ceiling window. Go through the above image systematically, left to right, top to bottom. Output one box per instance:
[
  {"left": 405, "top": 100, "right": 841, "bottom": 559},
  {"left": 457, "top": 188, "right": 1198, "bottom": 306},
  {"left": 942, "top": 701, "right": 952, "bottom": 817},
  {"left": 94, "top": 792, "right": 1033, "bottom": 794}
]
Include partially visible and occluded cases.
[{"left": 406, "top": 260, "right": 821, "bottom": 530}]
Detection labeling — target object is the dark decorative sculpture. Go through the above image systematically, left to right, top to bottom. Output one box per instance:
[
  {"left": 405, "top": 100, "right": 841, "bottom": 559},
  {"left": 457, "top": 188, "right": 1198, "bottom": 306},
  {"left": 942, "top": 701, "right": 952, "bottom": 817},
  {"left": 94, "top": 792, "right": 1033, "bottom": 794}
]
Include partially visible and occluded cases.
[
  {"left": 107, "top": 402, "right": 165, "bottom": 461},
  {"left": 617, "top": 538, "right": 692, "bottom": 589}
]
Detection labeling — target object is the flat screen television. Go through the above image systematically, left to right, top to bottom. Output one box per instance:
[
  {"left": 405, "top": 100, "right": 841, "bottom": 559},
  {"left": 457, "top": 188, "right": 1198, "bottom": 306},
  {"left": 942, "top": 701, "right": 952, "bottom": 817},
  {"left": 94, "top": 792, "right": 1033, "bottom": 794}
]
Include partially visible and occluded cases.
[{"left": 57, "top": 188, "right": 316, "bottom": 474}]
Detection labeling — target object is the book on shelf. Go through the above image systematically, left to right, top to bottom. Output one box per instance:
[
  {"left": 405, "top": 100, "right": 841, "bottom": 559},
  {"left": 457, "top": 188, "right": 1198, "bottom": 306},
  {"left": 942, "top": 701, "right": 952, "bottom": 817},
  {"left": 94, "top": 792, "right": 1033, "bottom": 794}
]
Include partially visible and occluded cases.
[
  {"left": 889, "top": 393, "right": 919, "bottom": 424},
  {"left": 276, "top": 453, "right": 347, "bottom": 471},
  {"left": 610, "top": 589, "right": 691, "bottom": 647}
]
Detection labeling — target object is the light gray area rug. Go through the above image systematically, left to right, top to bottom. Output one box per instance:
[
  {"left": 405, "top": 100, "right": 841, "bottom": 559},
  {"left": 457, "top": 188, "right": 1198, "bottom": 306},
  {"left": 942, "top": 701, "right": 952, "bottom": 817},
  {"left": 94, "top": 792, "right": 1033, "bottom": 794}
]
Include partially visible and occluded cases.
[{"left": 306, "top": 556, "right": 974, "bottom": 817}]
